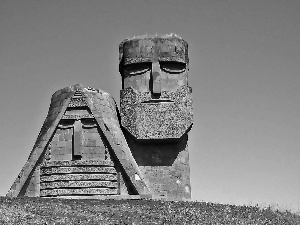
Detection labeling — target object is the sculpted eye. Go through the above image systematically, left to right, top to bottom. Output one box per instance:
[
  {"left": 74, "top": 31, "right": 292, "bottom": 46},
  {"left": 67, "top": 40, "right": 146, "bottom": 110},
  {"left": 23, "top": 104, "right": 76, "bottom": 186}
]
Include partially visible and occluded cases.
[
  {"left": 160, "top": 62, "right": 186, "bottom": 74},
  {"left": 124, "top": 63, "right": 151, "bottom": 76},
  {"left": 81, "top": 118, "right": 97, "bottom": 128},
  {"left": 58, "top": 119, "right": 74, "bottom": 128}
]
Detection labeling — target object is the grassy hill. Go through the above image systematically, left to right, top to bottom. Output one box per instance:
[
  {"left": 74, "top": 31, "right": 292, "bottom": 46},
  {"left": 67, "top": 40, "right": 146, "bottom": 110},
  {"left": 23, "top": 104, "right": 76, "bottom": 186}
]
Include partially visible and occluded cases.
[{"left": 0, "top": 197, "right": 299, "bottom": 224}]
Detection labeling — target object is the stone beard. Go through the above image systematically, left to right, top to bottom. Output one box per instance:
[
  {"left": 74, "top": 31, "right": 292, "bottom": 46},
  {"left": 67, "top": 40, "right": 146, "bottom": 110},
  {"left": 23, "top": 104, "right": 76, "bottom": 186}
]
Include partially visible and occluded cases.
[
  {"left": 119, "top": 35, "right": 193, "bottom": 140},
  {"left": 120, "top": 86, "right": 193, "bottom": 139}
]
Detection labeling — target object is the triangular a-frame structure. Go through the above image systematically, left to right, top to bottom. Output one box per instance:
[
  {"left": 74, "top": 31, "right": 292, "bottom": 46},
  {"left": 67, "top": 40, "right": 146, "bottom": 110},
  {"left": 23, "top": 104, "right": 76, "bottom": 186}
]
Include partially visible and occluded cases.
[{"left": 7, "top": 84, "right": 151, "bottom": 198}]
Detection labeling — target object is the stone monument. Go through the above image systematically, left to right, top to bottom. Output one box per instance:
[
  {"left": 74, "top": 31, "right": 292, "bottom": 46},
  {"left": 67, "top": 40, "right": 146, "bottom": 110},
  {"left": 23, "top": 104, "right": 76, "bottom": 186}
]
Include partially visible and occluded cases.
[
  {"left": 7, "top": 34, "right": 193, "bottom": 200},
  {"left": 119, "top": 34, "right": 193, "bottom": 199}
]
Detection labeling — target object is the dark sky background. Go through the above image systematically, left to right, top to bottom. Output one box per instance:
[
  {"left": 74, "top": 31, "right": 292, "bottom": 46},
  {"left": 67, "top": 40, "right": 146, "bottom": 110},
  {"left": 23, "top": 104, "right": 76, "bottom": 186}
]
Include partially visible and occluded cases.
[{"left": 0, "top": 0, "right": 300, "bottom": 212}]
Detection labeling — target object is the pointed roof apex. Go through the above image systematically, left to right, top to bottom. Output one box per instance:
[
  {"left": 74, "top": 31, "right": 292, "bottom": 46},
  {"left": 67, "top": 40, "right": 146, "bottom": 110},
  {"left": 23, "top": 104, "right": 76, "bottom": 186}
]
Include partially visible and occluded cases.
[
  {"left": 72, "top": 83, "right": 85, "bottom": 90},
  {"left": 51, "top": 84, "right": 110, "bottom": 101}
]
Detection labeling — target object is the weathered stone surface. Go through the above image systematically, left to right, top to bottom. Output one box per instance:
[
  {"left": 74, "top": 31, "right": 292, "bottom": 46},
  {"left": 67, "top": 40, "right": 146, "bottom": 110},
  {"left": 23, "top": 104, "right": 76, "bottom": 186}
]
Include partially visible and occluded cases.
[
  {"left": 8, "top": 34, "right": 193, "bottom": 200},
  {"left": 119, "top": 34, "right": 193, "bottom": 200},
  {"left": 119, "top": 34, "right": 188, "bottom": 65},
  {"left": 119, "top": 34, "right": 193, "bottom": 141},
  {"left": 7, "top": 84, "right": 150, "bottom": 198},
  {"left": 120, "top": 86, "right": 193, "bottom": 139},
  {"left": 86, "top": 90, "right": 151, "bottom": 195},
  {"left": 67, "top": 97, "right": 87, "bottom": 107},
  {"left": 62, "top": 114, "right": 94, "bottom": 120},
  {"left": 40, "top": 159, "right": 114, "bottom": 167},
  {"left": 24, "top": 166, "right": 40, "bottom": 197},
  {"left": 40, "top": 166, "right": 117, "bottom": 175},
  {"left": 40, "top": 173, "right": 117, "bottom": 182},
  {"left": 40, "top": 180, "right": 118, "bottom": 189},
  {"left": 40, "top": 187, "right": 118, "bottom": 197}
]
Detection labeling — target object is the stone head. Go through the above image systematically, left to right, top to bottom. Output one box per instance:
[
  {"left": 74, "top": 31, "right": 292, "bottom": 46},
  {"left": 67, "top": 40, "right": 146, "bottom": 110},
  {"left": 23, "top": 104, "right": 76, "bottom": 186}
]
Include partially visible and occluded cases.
[{"left": 119, "top": 34, "right": 193, "bottom": 140}]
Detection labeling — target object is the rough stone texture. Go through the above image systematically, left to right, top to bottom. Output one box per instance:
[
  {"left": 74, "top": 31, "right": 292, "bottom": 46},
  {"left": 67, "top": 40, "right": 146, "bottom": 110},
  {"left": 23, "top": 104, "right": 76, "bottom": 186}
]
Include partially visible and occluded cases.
[
  {"left": 8, "top": 34, "right": 193, "bottom": 201},
  {"left": 119, "top": 34, "right": 193, "bottom": 200},
  {"left": 119, "top": 34, "right": 188, "bottom": 65},
  {"left": 7, "top": 84, "right": 150, "bottom": 198},
  {"left": 120, "top": 85, "right": 193, "bottom": 139},
  {"left": 85, "top": 88, "right": 151, "bottom": 195},
  {"left": 7, "top": 89, "right": 72, "bottom": 198},
  {"left": 123, "top": 132, "right": 191, "bottom": 200},
  {"left": 40, "top": 159, "right": 114, "bottom": 167},
  {"left": 24, "top": 166, "right": 40, "bottom": 197},
  {"left": 40, "top": 166, "right": 117, "bottom": 175},
  {"left": 41, "top": 173, "right": 117, "bottom": 182},
  {"left": 40, "top": 180, "right": 118, "bottom": 189},
  {"left": 40, "top": 188, "right": 118, "bottom": 197}
]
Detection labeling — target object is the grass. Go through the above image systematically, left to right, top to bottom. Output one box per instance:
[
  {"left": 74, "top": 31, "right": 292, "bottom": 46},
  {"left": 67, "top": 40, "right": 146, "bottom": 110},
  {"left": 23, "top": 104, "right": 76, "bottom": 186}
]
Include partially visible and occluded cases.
[{"left": 0, "top": 196, "right": 299, "bottom": 224}]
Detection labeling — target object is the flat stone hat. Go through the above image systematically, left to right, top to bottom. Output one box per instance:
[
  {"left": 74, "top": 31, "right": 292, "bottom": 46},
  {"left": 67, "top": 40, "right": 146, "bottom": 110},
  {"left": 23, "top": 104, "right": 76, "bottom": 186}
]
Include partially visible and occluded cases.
[{"left": 119, "top": 33, "right": 189, "bottom": 72}]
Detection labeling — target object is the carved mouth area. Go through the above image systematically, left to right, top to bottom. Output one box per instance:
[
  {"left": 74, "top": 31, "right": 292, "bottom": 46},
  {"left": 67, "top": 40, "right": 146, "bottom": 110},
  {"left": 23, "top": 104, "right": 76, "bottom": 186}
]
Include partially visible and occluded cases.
[{"left": 142, "top": 99, "right": 174, "bottom": 104}]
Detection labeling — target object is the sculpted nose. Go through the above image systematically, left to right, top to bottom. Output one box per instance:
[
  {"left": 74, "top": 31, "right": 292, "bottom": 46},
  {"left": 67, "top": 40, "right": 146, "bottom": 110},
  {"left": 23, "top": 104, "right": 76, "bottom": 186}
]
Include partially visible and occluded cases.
[{"left": 151, "top": 62, "right": 161, "bottom": 97}]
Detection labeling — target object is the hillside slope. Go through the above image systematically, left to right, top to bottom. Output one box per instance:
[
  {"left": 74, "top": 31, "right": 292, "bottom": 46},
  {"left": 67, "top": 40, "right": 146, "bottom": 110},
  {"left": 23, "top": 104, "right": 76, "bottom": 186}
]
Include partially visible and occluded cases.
[{"left": 0, "top": 197, "right": 299, "bottom": 224}]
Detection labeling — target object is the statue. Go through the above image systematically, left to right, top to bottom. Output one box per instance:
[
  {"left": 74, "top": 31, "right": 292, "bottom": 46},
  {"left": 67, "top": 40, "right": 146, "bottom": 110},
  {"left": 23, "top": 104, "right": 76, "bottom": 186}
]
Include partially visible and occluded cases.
[
  {"left": 7, "top": 34, "right": 193, "bottom": 200},
  {"left": 119, "top": 34, "right": 193, "bottom": 199}
]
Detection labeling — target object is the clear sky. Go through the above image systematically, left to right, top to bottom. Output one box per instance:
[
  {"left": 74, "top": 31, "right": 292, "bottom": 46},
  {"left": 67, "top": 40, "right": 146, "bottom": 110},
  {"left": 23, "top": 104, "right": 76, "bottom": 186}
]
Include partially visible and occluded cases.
[{"left": 0, "top": 0, "right": 299, "bottom": 212}]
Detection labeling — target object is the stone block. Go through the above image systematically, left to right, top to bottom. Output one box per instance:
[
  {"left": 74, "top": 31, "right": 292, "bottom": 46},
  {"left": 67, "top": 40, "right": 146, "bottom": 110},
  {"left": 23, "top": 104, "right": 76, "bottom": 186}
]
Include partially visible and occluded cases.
[
  {"left": 40, "top": 166, "right": 117, "bottom": 175},
  {"left": 40, "top": 173, "right": 117, "bottom": 182},
  {"left": 40, "top": 180, "right": 118, "bottom": 189},
  {"left": 40, "top": 187, "right": 118, "bottom": 197}
]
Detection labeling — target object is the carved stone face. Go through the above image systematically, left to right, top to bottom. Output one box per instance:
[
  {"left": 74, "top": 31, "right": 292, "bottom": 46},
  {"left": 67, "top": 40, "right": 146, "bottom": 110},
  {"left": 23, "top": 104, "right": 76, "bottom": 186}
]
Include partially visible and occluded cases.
[{"left": 119, "top": 35, "right": 193, "bottom": 140}]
